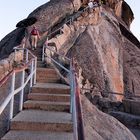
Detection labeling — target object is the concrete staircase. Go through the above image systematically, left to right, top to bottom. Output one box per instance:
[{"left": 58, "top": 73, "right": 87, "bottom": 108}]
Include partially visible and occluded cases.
[{"left": 2, "top": 47, "right": 73, "bottom": 140}]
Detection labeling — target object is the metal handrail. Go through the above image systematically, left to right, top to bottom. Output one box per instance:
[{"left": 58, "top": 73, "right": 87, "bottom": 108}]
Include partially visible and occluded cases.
[
  {"left": 40, "top": 3, "right": 100, "bottom": 139},
  {"left": 46, "top": 3, "right": 99, "bottom": 40},
  {"left": 43, "top": 43, "right": 84, "bottom": 140},
  {"left": 42, "top": 44, "right": 71, "bottom": 62},
  {"left": 0, "top": 48, "right": 37, "bottom": 121},
  {"left": 44, "top": 53, "right": 70, "bottom": 73},
  {"left": 71, "top": 59, "right": 85, "bottom": 140},
  {"left": 82, "top": 87, "right": 140, "bottom": 99},
  {"left": 82, "top": 87, "right": 125, "bottom": 96}
]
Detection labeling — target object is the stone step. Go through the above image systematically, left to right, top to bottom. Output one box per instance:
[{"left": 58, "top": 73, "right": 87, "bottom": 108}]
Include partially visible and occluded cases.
[
  {"left": 29, "top": 47, "right": 42, "bottom": 51},
  {"left": 31, "top": 49, "right": 42, "bottom": 54},
  {"left": 33, "top": 51, "right": 42, "bottom": 55},
  {"left": 32, "top": 52, "right": 42, "bottom": 56},
  {"left": 29, "top": 54, "right": 42, "bottom": 59},
  {"left": 35, "top": 55, "right": 42, "bottom": 59},
  {"left": 37, "top": 57, "right": 42, "bottom": 61},
  {"left": 37, "top": 61, "right": 46, "bottom": 68},
  {"left": 36, "top": 68, "right": 58, "bottom": 76},
  {"left": 36, "top": 68, "right": 61, "bottom": 83},
  {"left": 36, "top": 73, "right": 59, "bottom": 78},
  {"left": 36, "top": 77, "right": 61, "bottom": 83},
  {"left": 31, "top": 83, "right": 70, "bottom": 94},
  {"left": 28, "top": 93, "right": 70, "bottom": 102},
  {"left": 24, "top": 100, "right": 70, "bottom": 112},
  {"left": 11, "top": 110, "right": 73, "bottom": 132},
  {"left": 109, "top": 111, "right": 140, "bottom": 128},
  {"left": 1, "top": 130, "right": 73, "bottom": 140}
]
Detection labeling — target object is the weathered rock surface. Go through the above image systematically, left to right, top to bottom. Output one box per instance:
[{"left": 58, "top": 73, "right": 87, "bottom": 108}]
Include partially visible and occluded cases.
[
  {"left": 0, "top": 0, "right": 139, "bottom": 139},
  {"left": 0, "top": 0, "right": 75, "bottom": 59},
  {"left": 0, "top": 0, "right": 134, "bottom": 59},
  {"left": 109, "top": 0, "right": 134, "bottom": 27},
  {"left": 59, "top": 7, "right": 124, "bottom": 101},
  {"left": 0, "top": 28, "right": 25, "bottom": 59},
  {"left": 123, "top": 38, "right": 140, "bottom": 96},
  {"left": 0, "top": 51, "right": 23, "bottom": 80},
  {"left": 81, "top": 95, "right": 137, "bottom": 140},
  {"left": 109, "top": 111, "right": 140, "bottom": 128}
]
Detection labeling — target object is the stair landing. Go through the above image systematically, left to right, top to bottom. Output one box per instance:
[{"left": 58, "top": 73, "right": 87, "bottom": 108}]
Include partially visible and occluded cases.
[{"left": 2, "top": 131, "right": 73, "bottom": 140}]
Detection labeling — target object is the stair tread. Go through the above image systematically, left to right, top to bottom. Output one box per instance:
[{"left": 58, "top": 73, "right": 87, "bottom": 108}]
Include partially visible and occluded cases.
[
  {"left": 37, "top": 63, "right": 45, "bottom": 65},
  {"left": 37, "top": 67, "right": 56, "bottom": 71},
  {"left": 37, "top": 77, "right": 60, "bottom": 79},
  {"left": 33, "top": 83, "right": 70, "bottom": 89},
  {"left": 28, "top": 93, "right": 70, "bottom": 100},
  {"left": 29, "top": 93, "right": 70, "bottom": 97},
  {"left": 24, "top": 100, "right": 70, "bottom": 105},
  {"left": 12, "top": 110, "right": 72, "bottom": 124},
  {"left": 2, "top": 130, "right": 73, "bottom": 140}
]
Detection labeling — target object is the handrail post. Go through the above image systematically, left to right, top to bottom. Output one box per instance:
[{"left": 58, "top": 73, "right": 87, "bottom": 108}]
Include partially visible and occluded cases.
[
  {"left": 71, "top": 17, "right": 74, "bottom": 23},
  {"left": 70, "top": 19, "right": 72, "bottom": 25},
  {"left": 42, "top": 45, "right": 45, "bottom": 62},
  {"left": 26, "top": 49, "right": 29, "bottom": 63},
  {"left": 33, "top": 57, "right": 37, "bottom": 85},
  {"left": 30, "top": 60, "right": 34, "bottom": 88},
  {"left": 19, "top": 70, "right": 25, "bottom": 111},
  {"left": 70, "top": 70, "right": 74, "bottom": 114},
  {"left": 9, "top": 72, "right": 15, "bottom": 120},
  {"left": 73, "top": 73, "right": 78, "bottom": 140}
]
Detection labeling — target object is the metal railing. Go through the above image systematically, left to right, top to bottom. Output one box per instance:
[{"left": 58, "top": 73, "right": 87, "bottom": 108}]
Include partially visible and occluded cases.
[
  {"left": 40, "top": 3, "right": 100, "bottom": 139},
  {"left": 46, "top": 3, "right": 99, "bottom": 40},
  {"left": 42, "top": 44, "right": 84, "bottom": 140},
  {"left": 0, "top": 48, "right": 37, "bottom": 121},
  {"left": 71, "top": 59, "right": 85, "bottom": 140},
  {"left": 82, "top": 87, "right": 140, "bottom": 99}
]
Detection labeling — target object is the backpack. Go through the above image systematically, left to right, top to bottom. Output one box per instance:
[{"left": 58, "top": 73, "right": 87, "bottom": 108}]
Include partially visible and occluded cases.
[{"left": 31, "top": 28, "right": 38, "bottom": 35}]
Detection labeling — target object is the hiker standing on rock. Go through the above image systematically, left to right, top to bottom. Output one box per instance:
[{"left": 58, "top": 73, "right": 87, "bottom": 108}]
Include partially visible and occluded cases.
[
  {"left": 88, "top": 0, "right": 94, "bottom": 9},
  {"left": 88, "top": 0, "right": 95, "bottom": 13},
  {"left": 30, "top": 26, "right": 40, "bottom": 50}
]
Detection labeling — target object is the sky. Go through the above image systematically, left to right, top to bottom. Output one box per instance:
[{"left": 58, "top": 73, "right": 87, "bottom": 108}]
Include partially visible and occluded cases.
[
  {"left": 0, "top": 0, "right": 139, "bottom": 41},
  {"left": 0, "top": 0, "right": 49, "bottom": 41},
  {"left": 126, "top": 0, "right": 140, "bottom": 41}
]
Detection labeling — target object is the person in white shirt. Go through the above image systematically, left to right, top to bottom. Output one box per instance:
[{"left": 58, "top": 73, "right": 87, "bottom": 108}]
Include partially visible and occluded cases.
[{"left": 88, "top": 0, "right": 94, "bottom": 9}]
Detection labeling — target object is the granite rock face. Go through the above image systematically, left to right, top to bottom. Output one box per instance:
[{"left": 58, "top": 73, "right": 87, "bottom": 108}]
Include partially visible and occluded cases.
[
  {"left": 0, "top": 0, "right": 139, "bottom": 139},
  {"left": 0, "top": 0, "right": 75, "bottom": 59},
  {"left": 0, "top": 0, "right": 134, "bottom": 59},
  {"left": 69, "top": 10, "right": 124, "bottom": 101},
  {"left": 0, "top": 28, "right": 25, "bottom": 59},
  {"left": 123, "top": 38, "right": 140, "bottom": 96},
  {"left": 0, "top": 51, "right": 23, "bottom": 81},
  {"left": 81, "top": 95, "right": 137, "bottom": 140}
]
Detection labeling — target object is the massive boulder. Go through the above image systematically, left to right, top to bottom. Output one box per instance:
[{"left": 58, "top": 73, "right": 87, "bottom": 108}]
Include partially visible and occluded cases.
[
  {"left": 0, "top": 0, "right": 139, "bottom": 139},
  {"left": 0, "top": 0, "right": 76, "bottom": 59},
  {"left": 0, "top": 0, "right": 134, "bottom": 59},
  {"left": 115, "top": 1, "right": 134, "bottom": 27},
  {"left": 48, "top": 6, "right": 125, "bottom": 101},
  {"left": 70, "top": 9, "right": 124, "bottom": 101},
  {"left": 0, "top": 28, "right": 25, "bottom": 59},
  {"left": 123, "top": 38, "right": 140, "bottom": 96},
  {"left": 82, "top": 95, "right": 137, "bottom": 140}
]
